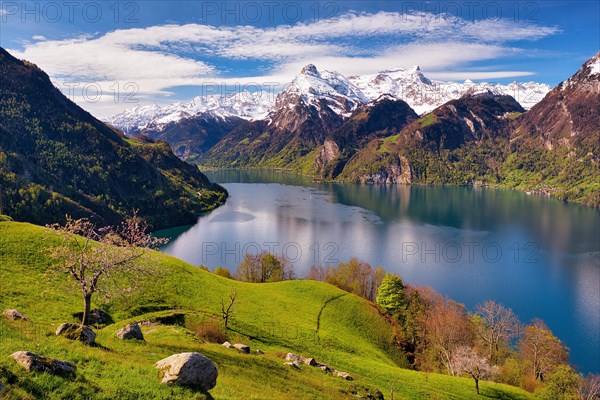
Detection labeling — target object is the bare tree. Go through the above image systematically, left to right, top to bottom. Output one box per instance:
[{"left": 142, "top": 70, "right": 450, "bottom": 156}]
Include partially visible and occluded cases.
[
  {"left": 49, "top": 212, "right": 167, "bottom": 325},
  {"left": 221, "top": 290, "right": 237, "bottom": 330},
  {"left": 421, "top": 296, "right": 473, "bottom": 375},
  {"left": 474, "top": 300, "right": 522, "bottom": 364},
  {"left": 520, "top": 319, "right": 569, "bottom": 381},
  {"left": 451, "top": 346, "right": 497, "bottom": 395},
  {"left": 579, "top": 374, "right": 600, "bottom": 400}
]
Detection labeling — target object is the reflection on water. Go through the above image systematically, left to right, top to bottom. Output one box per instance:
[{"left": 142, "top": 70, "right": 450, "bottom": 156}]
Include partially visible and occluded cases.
[{"left": 157, "top": 169, "right": 600, "bottom": 373}]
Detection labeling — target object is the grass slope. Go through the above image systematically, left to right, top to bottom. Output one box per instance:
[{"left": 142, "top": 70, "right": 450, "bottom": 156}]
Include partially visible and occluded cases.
[{"left": 0, "top": 221, "right": 533, "bottom": 400}]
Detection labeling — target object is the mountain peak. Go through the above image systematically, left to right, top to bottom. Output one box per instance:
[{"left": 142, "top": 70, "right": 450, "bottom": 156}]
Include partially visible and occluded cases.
[
  {"left": 586, "top": 51, "right": 600, "bottom": 76},
  {"left": 301, "top": 64, "right": 319, "bottom": 76}
]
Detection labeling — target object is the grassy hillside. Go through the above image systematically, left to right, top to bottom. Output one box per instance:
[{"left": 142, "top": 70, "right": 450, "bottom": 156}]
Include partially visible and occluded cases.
[{"left": 0, "top": 220, "right": 534, "bottom": 399}]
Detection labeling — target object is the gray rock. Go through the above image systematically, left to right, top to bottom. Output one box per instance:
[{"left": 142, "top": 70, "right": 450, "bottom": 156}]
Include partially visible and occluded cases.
[
  {"left": 3, "top": 309, "right": 29, "bottom": 321},
  {"left": 72, "top": 309, "right": 111, "bottom": 325},
  {"left": 55, "top": 323, "right": 96, "bottom": 345},
  {"left": 116, "top": 323, "right": 144, "bottom": 340},
  {"left": 221, "top": 341, "right": 233, "bottom": 348},
  {"left": 233, "top": 343, "right": 250, "bottom": 354},
  {"left": 256, "top": 349, "right": 265, "bottom": 355},
  {"left": 11, "top": 351, "right": 76, "bottom": 376},
  {"left": 154, "top": 352, "right": 218, "bottom": 390},
  {"left": 285, "top": 353, "right": 302, "bottom": 362},
  {"left": 286, "top": 353, "right": 317, "bottom": 366},
  {"left": 303, "top": 357, "right": 317, "bottom": 366},
  {"left": 284, "top": 361, "right": 300, "bottom": 369},
  {"left": 318, "top": 363, "right": 334, "bottom": 373},
  {"left": 335, "top": 370, "right": 353, "bottom": 380}
]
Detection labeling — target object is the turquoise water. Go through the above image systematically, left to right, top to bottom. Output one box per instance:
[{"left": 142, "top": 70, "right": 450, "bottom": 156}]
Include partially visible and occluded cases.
[{"left": 157, "top": 169, "right": 600, "bottom": 373}]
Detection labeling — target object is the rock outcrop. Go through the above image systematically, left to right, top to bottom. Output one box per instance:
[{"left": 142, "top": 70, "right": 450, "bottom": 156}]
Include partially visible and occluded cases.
[
  {"left": 11, "top": 351, "right": 76, "bottom": 376},
  {"left": 154, "top": 352, "right": 218, "bottom": 391},
  {"left": 285, "top": 352, "right": 352, "bottom": 380}
]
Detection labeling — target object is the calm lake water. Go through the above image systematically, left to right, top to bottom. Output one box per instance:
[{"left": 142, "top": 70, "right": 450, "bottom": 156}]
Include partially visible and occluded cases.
[{"left": 157, "top": 169, "right": 600, "bottom": 373}]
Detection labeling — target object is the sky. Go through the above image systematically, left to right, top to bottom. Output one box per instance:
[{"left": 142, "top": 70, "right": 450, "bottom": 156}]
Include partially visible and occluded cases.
[{"left": 1, "top": 0, "right": 598, "bottom": 118}]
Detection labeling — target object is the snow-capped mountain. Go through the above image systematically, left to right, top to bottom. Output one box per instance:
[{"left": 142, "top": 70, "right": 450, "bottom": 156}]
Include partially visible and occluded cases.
[
  {"left": 514, "top": 50, "right": 600, "bottom": 145},
  {"left": 272, "top": 64, "right": 369, "bottom": 118},
  {"left": 105, "top": 65, "right": 551, "bottom": 135},
  {"left": 348, "top": 66, "right": 551, "bottom": 115},
  {"left": 105, "top": 91, "right": 273, "bottom": 134}
]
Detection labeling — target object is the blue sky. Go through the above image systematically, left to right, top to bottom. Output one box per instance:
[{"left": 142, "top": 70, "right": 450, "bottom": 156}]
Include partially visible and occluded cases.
[{"left": 1, "top": 1, "right": 598, "bottom": 117}]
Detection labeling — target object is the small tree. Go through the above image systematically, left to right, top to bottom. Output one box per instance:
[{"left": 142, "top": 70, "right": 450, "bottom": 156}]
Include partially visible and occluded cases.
[
  {"left": 49, "top": 213, "right": 167, "bottom": 325},
  {"left": 236, "top": 252, "right": 294, "bottom": 283},
  {"left": 214, "top": 266, "right": 232, "bottom": 279},
  {"left": 376, "top": 273, "right": 405, "bottom": 315},
  {"left": 221, "top": 290, "right": 237, "bottom": 330},
  {"left": 420, "top": 296, "right": 473, "bottom": 375},
  {"left": 473, "top": 300, "right": 521, "bottom": 364},
  {"left": 520, "top": 319, "right": 569, "bottom": 381},
  {"left": 451, "top": 346, "right": 496, "bottom": 395},
  {"left": 537, "top": 365, "right": 582, "bottom": 400}
]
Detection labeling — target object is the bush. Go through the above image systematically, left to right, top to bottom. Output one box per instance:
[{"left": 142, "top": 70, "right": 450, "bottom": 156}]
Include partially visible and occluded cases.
[
  {"left": 214, "top": 266, "right": 232, "bottom": 279},
  {"left": 194, "top": 319, "right": 228, "bottom": 344}
]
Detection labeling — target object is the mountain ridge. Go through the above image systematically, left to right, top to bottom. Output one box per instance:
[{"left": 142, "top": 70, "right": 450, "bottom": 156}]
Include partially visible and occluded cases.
[
  {"left": 0, "top": 47, "right": 227, "bottom": 229},
  {"left": 106, "top": 65, "right": 551, "bottom": 138}
]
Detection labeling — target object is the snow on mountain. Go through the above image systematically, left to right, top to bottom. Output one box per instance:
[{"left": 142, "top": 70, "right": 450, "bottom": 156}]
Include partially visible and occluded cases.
[
  {"left": 273, "top": 64, "right": 369, "bottom": 117},
  {"left": 106, "top": 65, "right": 551, "bottom": 134},
  {"left": 348, "top": 66, "right": 551, "bottom": 115},
  {"left": 105, "top": 91, "right": 274, "bottom": 134}
]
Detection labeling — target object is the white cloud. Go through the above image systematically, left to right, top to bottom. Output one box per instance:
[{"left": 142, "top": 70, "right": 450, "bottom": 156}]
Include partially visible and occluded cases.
[
  {"left": 7, "top": 11, "right": 559, "bottom": 117},
  {"left": 32, "top": 35, "right": 47, "bottom": 41},
  {"left": 427, "top": 71, "right": 536, "bottom": 80}
]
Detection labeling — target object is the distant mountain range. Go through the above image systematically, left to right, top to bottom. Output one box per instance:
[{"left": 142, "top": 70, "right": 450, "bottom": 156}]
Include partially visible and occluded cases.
[
  {"left": 4, "top": 45, "right": 596, "bottom": 212},
  {"left": 0, "top": 47, "right": 227, "bottom": 229},
  {"left": 104, "top": 53, "right": 599, "bottom": 206},
  {"left": 106, "top": 65, "right": 551, "bottom": 136}
]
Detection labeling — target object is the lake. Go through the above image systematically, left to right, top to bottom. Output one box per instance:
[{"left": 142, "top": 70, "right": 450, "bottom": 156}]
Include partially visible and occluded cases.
[{"left": 157, "top": 169, "right": 600, "bottom": 373}]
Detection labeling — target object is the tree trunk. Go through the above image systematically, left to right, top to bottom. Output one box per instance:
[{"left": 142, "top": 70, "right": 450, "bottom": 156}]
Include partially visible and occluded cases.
[
  {"left": 82, "top": 293, "right": 92, "bottom": 325},
  {"left": 475, "top": 378, "right": 479, "bottom": 395}
]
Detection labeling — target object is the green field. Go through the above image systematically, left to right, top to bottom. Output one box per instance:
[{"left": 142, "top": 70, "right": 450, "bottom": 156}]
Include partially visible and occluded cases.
[{"left": 0, "top": 220, "right": 534, "bottom": 399}]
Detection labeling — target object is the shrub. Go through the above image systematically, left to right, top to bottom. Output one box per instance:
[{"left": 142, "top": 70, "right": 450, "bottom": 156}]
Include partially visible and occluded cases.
[{"left": 194, "top": 319, "right": 228, "bottom": 344}]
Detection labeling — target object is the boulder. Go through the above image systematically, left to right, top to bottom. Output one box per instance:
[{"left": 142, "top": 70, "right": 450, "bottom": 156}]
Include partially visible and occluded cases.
[
  {"left": 3, "top": 309, "right": 29, "bottom": 321},
  {"left": 72, "top": 309, "right": 111, "bottom": 325},
  {"left": 55, "top": 323, "right": 96, "bottom": 345},
  {"left": 116, "top": 323, "right": 144, "bottom": 340},
  {"left": 221, "top": 341, "right": 233, "bottom": 348},
  {"left": 233, "top": 343, "right": 250, "bottom": 354},
  {"left": 256, "top": 349, "right": 265, "bottom": 355},
  {"left": 11, "top": 351, "right": 76, "bottom": 376},
  {"left": 154, "top": 352, "right": 218, "bottom": 390},
  {"left": 285, "top": 353, "right": 302, "bottom": 362},
  {"left": 303, "top": 357, "right": 317, "bottom": 366},
  {"left": 284, "top": 361, "right": 301, "bottom": 369},
  {"left": 318, "top": 363, "right": 334, "bottom": 373},
  {"left": 335, "top": 370, "right": 353, "bottom": 380}
]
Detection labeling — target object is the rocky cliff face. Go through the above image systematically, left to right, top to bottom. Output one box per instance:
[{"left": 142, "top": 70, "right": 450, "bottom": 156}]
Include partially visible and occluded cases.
[
  {"left": 514, "top": 51, "right": 600, "bottom": 151},
  {"left": 306, "top": 96, "right": 419, "bottom": 178}
]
